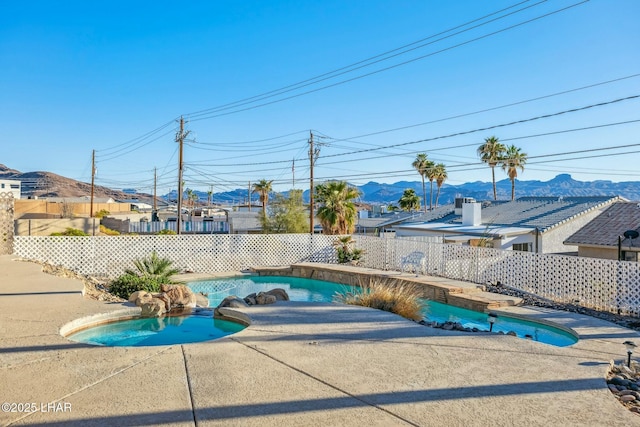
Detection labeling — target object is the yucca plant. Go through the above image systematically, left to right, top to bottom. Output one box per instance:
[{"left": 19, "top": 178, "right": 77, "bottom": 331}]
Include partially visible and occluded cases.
[
  {"left": 333, "top": 236, "right": 364, "bottom": 264},
  {"left": 109, "top": 251, "right": 181, "bottom": 299},
  {"left": 125, "top": 251, "right": 180, "bottom": 281},
  {"left": 334, "top": 277, "right": 426, "bottom": 321}
]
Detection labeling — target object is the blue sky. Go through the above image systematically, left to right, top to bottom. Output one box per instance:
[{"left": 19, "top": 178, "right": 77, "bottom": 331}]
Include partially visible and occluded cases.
[{"left": 2, "top": 0, "right": 639, "bottom": 196}]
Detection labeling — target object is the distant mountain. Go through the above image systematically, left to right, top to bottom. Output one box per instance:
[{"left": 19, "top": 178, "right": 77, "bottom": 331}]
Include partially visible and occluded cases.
[
  {"left": 0, "top": 164, "right": 154, "bottom": 203},
  {"left": 2, "top": 164, "right": 638, "bottom": 204},
  {"left": 167, "top": 173, "right": 639, "bottom": 205}
]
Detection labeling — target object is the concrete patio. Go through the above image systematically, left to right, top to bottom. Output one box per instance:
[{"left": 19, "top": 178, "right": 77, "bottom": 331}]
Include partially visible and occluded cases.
[{"left": 1, "top": 254, "right": 640, "bottom": 426}]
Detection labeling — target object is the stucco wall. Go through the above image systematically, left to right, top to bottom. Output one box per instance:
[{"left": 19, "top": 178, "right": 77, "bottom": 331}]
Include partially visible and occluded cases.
[
  {"left": 15, "top": 200, "right": 131, "bottom": 218},
  {"left": 541, "top": 207, "right": 610, "bottom": 254}
]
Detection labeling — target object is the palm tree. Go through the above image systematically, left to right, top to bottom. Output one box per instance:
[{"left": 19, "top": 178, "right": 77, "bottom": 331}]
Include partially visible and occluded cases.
[
  {"left": 477, "top": 136, "right": 506, "bottom": 201},
  {"left": 501, "top": 145, "right": 528, "bottom": 201},
  {"left": 412, "top": 153, "right": 434, "bottom": 213},
  {"left": 426, "top": 162, "right": 437, "bottom": 210},
  {"left": 433, "top": 163, "right": 448, "bottom": 208},
  {"left": 252, "top": 179, "right": 273, "bottom": 218},
  {"left": 314, "top": 181, "right": 361, "bottom": 235},
  {"left": 398, "top": 189, "right": 421, "bottom": 212}
]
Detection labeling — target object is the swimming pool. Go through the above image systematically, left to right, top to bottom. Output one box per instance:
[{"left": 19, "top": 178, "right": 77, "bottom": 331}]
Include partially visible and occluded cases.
[
  {"left": 188, "top": 275, "right": 577, "bottom": 347},
  {"left": 66, "top": 312, "right": 245, "bottom": 347}
]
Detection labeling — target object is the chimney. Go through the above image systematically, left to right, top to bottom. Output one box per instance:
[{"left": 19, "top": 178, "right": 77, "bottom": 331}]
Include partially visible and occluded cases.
[{"left": 462, "top": 202, "right": 482, "bottom": 226}]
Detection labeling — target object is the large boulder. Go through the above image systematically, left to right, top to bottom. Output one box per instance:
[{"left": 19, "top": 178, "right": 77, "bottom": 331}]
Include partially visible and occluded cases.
[
  {"left": 161, "top": 284, "right": 197, "bottom": 308},
  {"left": 264, "top": 288, "right": 289, "bottom": 301},
  {"left": 255, "top": 292, "right": 277, "bottom": 305},
  {"left": 218, "top": 295, "right": 250, "bottom": 309},
  {"left": 140, "top": 299, "right": 166, "bottom": 317}
]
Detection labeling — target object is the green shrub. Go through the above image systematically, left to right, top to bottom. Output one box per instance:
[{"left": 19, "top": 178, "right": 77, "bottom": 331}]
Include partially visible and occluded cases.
[
  {"left": 95, "top": 209, "right": 110, "bottom": 219},
  {"left": 99, "top": 224, "right": 120, "bottom": 235},
  {"left": 50, "top": 228, "right": 88, "bottom": 236},
  {"left": 156, "top": 229, "right": 176, "bottom": 235},
  {"left": 333, "top": 236, "right": 363, "bottom": 264},
  {"left": 108, "top": 251, "right": 181, "bottom": 299},
  {"left": 108, "top": 274, "right": 165, "bottom": 299},
  {"left": 334, "top": 277, "right": 425, "bottom": 321}
]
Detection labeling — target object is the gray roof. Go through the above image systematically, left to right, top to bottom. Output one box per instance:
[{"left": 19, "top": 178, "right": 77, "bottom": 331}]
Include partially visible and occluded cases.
[
  {"left": 399, "top": 196, "right": 620, "bottom": 233},
  {"left": 564, "top": 201, "right": 640, "bottom": 247},
  {"left": 357, "top": 205, "right": 455, "bottom": 229}
]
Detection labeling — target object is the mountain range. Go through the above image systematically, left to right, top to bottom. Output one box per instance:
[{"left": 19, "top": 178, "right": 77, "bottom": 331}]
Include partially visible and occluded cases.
[{"left": 2, "top": 164, "right": 638, "bottom": 205}]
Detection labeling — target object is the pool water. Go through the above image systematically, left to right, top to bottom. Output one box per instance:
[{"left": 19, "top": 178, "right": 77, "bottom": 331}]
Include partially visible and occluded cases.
[
  {"left": 189, "top": 275, "right": 577, "bottom": 347},
  {"left": 190, "top": 275, "right": 354, "bottom": 307},
  {"left": 424, "top": 301, "right": 577, "bottom": 346},
  {"left": 66, "top": 314, "right": 245, "bottom": 347}
]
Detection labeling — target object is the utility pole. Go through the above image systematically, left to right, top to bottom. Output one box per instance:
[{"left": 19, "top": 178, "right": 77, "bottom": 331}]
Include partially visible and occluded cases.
[
  {"left": 175, "top": 117, "right": 190, "bottom": 234},
  {"left": 308, "top": 131, "right": 319, "bottom": 234},
  {"left": 90, "top": 149, "right": 96, "bottom": 218},
  {"left": 292, "top": 158, "right": 295, "bottom": 189},
  {"left": 153, "top": 167, "right": 157, "bottom": 221},
  {"left": 248, "top": 181, "right": 251, "bottom": 211}
]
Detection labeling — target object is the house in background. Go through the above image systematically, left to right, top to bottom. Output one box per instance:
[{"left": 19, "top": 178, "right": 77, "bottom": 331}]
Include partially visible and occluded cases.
[
  {"left": 0, "top": 179, "right": 21, "bottom": 199},
  {"left": 392, "top": 196, "right": 621, "bottom": 254},
  {"left": 563, "top": 201, "right": 640, "bottom": 261}
]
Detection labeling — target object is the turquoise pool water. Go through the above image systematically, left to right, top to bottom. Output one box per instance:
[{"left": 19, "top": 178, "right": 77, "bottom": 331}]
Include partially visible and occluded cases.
[
  {"left": 189, "top": 275, "right": 577, "bottom": 347},
  {"left": 66, "top": 314, "right": 245, "bottom": 347}
]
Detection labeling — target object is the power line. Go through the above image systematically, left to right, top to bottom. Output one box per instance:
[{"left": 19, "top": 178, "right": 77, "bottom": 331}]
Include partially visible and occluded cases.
[
  {"left": 184, "top": 0, "right": 543, "bottom": 120},
  {"left": 187, "top": 1, "right": 588, "bottom": 122}
]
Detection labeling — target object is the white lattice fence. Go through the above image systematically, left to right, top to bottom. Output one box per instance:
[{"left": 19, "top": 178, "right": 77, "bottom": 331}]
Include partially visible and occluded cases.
[
  {"left": 0, "top": 192, "right": 14, "bottom": 255},
  {"left": 13, "top": 233, "right": 640, "bottom": 316},
  {"left": 13, "top": 234, "right": 337, "bottom": 278},
  {"left": 355, "top": 236, "right": 640, "bottom": 316}
]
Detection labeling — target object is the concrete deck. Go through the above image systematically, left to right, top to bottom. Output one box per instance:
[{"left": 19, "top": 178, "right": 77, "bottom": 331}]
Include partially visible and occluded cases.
[{"left": 1, "top": 254, "right": 640, "bottom": 426}]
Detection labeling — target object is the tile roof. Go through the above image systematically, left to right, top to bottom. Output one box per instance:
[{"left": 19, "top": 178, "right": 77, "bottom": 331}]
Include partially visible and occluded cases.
[
  {"left": 399, "top": 196, "right": 620, "bottom": 232},
  {"left": 564, "top": 202, "right": 640, "bottom": 247}
]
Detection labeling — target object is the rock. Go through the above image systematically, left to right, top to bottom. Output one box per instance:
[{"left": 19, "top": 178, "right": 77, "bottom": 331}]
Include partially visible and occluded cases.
[
  {"left": 161, "top": 284, "right": 197, "bottom": 308},
  {"left": 264, "top": 288, "right": 290, "bottom": 301},
  {"left": 128, "top": 290, "right": 148, "bottom": 303},
  {"left": 154, "top": 292, "right": 172, "bottom": 312},
  {"left": 255, "top": 292, "right": 277, "bottom": 305},
  {"left": 195, "top": 293, "right": 209, "bottom": 308},
  {"left": 218, "top": 296, "right": 250, "bottom": 309},
  {"left": 244, "top": 296, "right": 257, "bottom": 305},
  {"left": 140, "top": 299, "right": 166, "bottom": 317},
  {"left": 442, "top": 323, "right": 454, "bottom": 330},
  {"left": 506, "top": 331, "right": 517, "bottom": 336},
  {"left": 610, "top": 376, "right": 631, "bottom": 387},
  {"left": 609, "top": 384, "right": 620, "bottom": 393},
  {"left": 620, "top": 395, "right": 636, "bottom": 402}
]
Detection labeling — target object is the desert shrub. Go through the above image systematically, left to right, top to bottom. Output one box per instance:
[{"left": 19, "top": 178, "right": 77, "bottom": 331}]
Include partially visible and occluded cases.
[
  {"left": 95, "top": 209, "right": 110, "bottom": 219},
  {"left": 99, "top": 224, "right": 120, "bottom": 235},
  {"left": 50, "top": 228, "right": 88, "bottom": 236},
  {"left": 156, "top": 229, "right": 176, "bottom": 235},
  {"left": 333, "top": 236, "right": 363, "bottom": 264},
  {"left": 108, "top": 251, "right": 180, "bottom": 299},
  {"left": 108, "top": 274, "right": 164, "bottom": 299},
  {"left": 334, "top": 277, "right": 425, "bottom": 321}
]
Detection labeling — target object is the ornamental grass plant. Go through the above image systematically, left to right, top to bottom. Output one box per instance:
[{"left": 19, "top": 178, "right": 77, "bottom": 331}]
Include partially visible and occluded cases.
[{"left": 334, "top": 277, "right": 426, "bottom": 321}]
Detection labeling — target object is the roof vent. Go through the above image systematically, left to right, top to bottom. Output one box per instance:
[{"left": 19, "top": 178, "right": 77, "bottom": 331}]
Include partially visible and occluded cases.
[{"left": 455, "top": 197, "right": 475, "bottom": 215}]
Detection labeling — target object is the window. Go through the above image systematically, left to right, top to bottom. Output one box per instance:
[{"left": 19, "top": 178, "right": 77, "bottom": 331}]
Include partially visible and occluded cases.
[
  {"left": 0, "top": 184, "right": 4, "bottom": 189},
  {"left": 10, "top": 184, "right": 19, "bottom": 189},
  {"left": 512, "top": 243, "right": 531, "bottom": 252},
  {"left": 622, "top": 251, "right": 638, "bottom": 262}
]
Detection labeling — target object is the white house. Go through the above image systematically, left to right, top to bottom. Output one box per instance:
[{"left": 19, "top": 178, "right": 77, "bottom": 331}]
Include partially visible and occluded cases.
[
  {"left": 0, "top": 179, "right": 21, "bottom": 199},
  {"left": 392, "top": 196, "right": 621, "bottom": 254}
]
